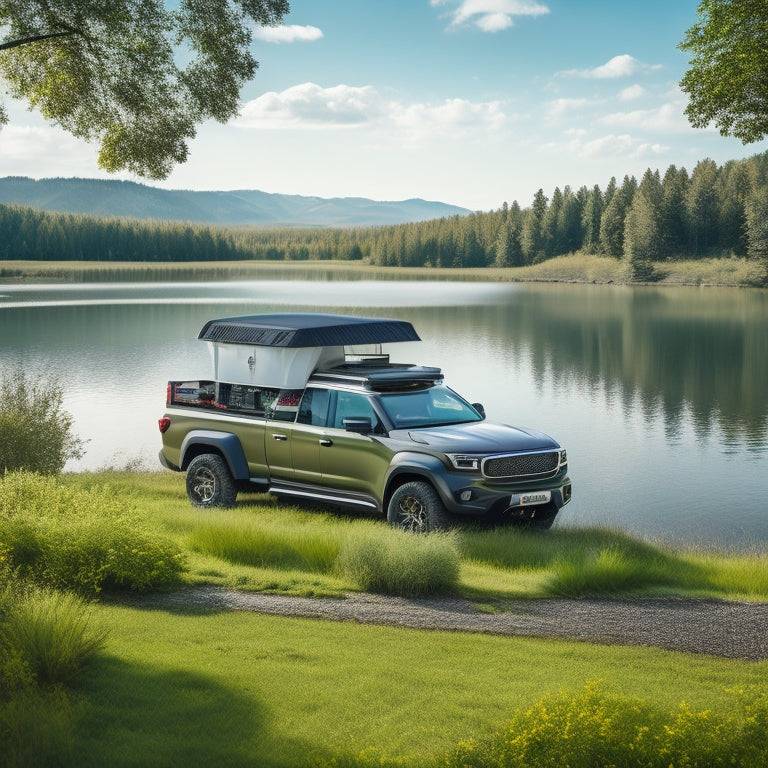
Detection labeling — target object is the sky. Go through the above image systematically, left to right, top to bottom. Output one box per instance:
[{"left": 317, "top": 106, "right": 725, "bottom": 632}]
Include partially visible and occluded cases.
[{"left": 1, "top": 0, "right": 766, "bottom": 212}]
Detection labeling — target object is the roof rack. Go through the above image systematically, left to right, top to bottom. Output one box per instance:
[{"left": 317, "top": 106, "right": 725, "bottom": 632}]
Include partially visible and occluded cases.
[{"left": 312, "top": 363, "right": 443, "bottom": 391}]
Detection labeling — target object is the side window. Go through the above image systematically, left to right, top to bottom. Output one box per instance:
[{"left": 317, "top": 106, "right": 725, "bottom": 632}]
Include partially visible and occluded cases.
[
  {"left": 297, "top": 388, "right": 330, "bottom": 426},
  {"left": 331, "top": 391, "right": 381, "bottom": 431}
]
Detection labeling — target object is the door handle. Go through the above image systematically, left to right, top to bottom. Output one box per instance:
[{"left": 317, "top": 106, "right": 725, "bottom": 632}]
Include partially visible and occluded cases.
[
  {"left": 272, "top": 433, "right": 287, "bottom": 441},
  {"left": 319, "top": 438, "right": 333, "bottom": 447}
]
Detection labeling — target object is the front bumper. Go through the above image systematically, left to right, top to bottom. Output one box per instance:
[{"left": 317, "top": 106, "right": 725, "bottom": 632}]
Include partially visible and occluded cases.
[{"left": 437, "top": 472, "right": 572, "bottom": 519}]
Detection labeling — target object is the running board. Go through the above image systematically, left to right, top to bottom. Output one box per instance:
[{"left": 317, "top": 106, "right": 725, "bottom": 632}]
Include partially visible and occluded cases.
[{"left": 268, "top": 482, "right": 378, "bottom": 511}]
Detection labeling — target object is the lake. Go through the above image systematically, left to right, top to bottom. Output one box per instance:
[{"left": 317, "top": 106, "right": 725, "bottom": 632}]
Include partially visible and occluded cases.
[{"left": 1, "top": 278, "right": 766, "bottom": 549}]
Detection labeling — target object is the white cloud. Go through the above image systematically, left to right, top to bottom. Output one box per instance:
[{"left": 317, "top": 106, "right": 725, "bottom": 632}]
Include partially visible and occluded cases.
[
  {"left": 434, "top": 0, "right": 549, "bottom": 32},
  {"left": 251, "top": 24, "right": 323, "bottom": 43},
  {"left": 560, "top": 54, "right": 661, "bottom": 79},
  {"left": 236, "top": 83, "right": 507, "bottom": 137},
  {"left": 236, "top": 83, "right": 383, "bottom": 128},
  {"left": 619, "top": 84, "right": 646, "bottom": 101},
  {"left": 390, "top": 97, "right": 506, "bottom": 136},
  {"left": 546, "top": 97, "right": 590, "bottom": 120},
  {"left": 600, "top": 101, "right": 694, "bottom": 133},
  {"left": 542, "top": 133, "right": 670, "bottom": 162},
  {"left": 577, "top": 133, "right": 636, "bottom": 157}
]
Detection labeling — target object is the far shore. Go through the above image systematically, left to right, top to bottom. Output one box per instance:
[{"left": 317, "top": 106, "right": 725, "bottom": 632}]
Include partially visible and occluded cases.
[{"left": 0, "top": 253, "right": 765, "bottom": 288}]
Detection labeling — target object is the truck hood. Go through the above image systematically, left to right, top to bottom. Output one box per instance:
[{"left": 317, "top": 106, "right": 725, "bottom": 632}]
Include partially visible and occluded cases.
[{"left": 389, "top": 421, "right": 560, "bottom": 454}]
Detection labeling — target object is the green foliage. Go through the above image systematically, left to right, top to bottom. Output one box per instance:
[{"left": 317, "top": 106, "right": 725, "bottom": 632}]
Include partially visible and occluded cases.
[
  {"left": 679, "top": 0, "right": 768, "bottom": 143},
  {"left": 0, "top": 1, "right": 288, "bottom": 178},
  {"left": 5, "top": 150, "right": 768, "bottom": 278},
  {"left": 745, "top": 186, "right": 768, "bottom": 285},
  {"left": 0, "top": 203, "right": 251, "bottom": 261},
  {"left": 0, "top": 367, "right": 84, "bottom": 475},
  {"left": 0, "top": 471, "right": 186, "bottom": 593},
  {"left": 190, "top": 510, "right": 460, "bottom": 597},
  {"left": 337, "top": 525, "right": 460, "bottom": 596},
  {"left": 0, "top": 579, "right": 85, "bottom": 768},
  {"left": 0, "top": 583, "right": 107, "bottom": 686},
  {"left": 0, "top": 683, "right": 76, "bottom": 768},
  {"left": 443, "top": 684, "right": 768, "bottom": 768}
]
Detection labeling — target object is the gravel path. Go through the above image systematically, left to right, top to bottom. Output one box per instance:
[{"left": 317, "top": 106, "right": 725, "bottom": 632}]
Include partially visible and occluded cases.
[{"left": 133, "top": 587, "right": 768, "bottom": 661}]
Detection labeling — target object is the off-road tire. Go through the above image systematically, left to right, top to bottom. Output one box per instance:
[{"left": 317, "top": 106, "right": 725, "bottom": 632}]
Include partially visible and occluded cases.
[
  {"left": 186, "top": 454, "right": 238, "bottom": 508},
  {"left": 387, "top": 481, "right": 451, "bottom": 533}
]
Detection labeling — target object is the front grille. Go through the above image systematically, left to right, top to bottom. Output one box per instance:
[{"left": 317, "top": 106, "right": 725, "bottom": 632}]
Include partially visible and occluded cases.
[{"left": 482, "top": 451, "right": 560, "bottom": 480}]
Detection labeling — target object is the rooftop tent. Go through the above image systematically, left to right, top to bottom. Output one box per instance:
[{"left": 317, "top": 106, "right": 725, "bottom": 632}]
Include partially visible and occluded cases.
[
  {"left": 198, "top": 313, "right": 421, "bottom": 388},
  {"left": 198, "top": 313, "right": 421, "bottom": 347}
]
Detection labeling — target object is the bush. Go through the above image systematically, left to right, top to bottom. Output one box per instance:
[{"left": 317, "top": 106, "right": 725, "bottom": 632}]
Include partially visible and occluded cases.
[
  {"left": 0, "top": 367, "right": 85, "bottom": 475},
  {"left": 0, "top": 471, "right": 186, "bottom": 593},
  {"left": 338, "top": 525, "right": 460, "bottom": 596},
  {"left": 0, "top": 584, "right": 107, "bottom": 687},
  {"left": 444, "top": 684, "right": 768, "bottom": 768}
]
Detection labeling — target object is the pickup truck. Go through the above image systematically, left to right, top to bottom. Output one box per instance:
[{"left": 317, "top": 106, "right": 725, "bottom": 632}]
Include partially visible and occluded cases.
[{"left": 158, "top": 313, "right": 572, "bottom": 531}]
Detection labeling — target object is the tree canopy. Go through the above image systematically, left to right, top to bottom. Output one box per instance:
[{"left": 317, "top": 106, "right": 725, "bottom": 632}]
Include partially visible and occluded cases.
[
  {"left": 679, "top": 0, "right": 768, "bottom": 143},
  {"left": 0, "top": 1, "right": 289, "bottom": 178}
]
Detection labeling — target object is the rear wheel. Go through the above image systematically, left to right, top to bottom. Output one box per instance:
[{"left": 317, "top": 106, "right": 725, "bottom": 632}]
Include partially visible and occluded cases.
[
  {"left": 186, "top": 454, "right": 237, "bottom": 508},
  {"left": 387, "top": 481, "right": 450, "bottom": 533}
]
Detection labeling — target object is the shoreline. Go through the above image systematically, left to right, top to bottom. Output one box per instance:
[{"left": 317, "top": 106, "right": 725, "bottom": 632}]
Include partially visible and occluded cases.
[{"left": 1, "top": 254, "right": 765, "bottom": 288}]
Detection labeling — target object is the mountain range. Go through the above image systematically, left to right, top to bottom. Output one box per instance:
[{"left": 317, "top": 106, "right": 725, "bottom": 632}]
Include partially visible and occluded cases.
[{"left": 0, "top": 176, "right": 470, "bottom": 227}]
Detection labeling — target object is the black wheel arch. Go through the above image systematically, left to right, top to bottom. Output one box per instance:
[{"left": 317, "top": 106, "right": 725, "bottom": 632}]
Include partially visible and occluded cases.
[
  {"left": 180, "top": 430, "right": 249, "bottom": 480},
  {"left": 383, "top": 461, "right": 449, "bottom": 513}
]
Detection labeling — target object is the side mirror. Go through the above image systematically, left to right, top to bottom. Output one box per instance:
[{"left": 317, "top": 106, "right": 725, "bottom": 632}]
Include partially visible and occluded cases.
[
  {"left": 472, "top": 403, "right": 486, "bottom": 419},
  {"left": 343, "top": 417, "right": 373, "bottom": 434}
]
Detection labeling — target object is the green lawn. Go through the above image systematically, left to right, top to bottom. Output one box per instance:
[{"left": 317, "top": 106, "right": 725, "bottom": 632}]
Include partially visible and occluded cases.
[
  {"left": 4, "top": 469, "right": 767, "bottom": 767},
  {"left": 72, "top": 602, "right": 766, "bottom": 768}
]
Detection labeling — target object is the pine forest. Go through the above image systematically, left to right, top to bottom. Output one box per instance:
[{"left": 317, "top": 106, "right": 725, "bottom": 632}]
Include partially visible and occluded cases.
[{"left": 2, "top": 152, "right": 768, "bottom": 284}]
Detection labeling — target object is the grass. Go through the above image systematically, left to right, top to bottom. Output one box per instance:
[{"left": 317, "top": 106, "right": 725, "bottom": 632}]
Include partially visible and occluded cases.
[
  {"left": 1, "top": 252, "right": 764, "bottom": 286},
  {"left": 2, "top": 469, "right": 767, "bottom": 766},
  {"left": 53, "top": 469, "right": 768, "bottom": 603},
  {"left": 0, "top": 583, "right": 107, "bottom": 686},
  {"left": 62, "top": 604, "right": 766, "bottom": 768}
]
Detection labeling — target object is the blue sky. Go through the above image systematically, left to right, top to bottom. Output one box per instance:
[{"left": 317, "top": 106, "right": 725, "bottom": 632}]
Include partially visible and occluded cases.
[{"left": 1, "top": 0, "right": 765, "bottom": 211}]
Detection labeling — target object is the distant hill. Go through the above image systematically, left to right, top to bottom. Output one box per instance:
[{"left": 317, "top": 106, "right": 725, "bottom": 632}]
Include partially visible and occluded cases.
[{"left": 0, "top": 177, "right": 470, "bottom": 227}]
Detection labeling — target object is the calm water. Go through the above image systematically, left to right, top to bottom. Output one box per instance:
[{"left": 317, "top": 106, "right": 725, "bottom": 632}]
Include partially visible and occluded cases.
[{"left": 1, "top": 279, "right": 767, "bottom": 549}]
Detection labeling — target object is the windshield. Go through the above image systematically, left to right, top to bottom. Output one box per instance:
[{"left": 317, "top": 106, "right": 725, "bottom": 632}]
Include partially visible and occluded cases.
[{"left": 378, "top": 386, "right": 483, "bottom": 429}]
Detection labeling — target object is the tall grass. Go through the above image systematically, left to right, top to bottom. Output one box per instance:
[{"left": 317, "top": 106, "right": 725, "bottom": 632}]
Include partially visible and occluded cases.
[
  {"left": 188, "top": 511, "right": 342, "bottom": 573},
  {"left": 189, "top": 511, "right": 461, "bottom": 596},
  {"left": 338, "top": 525, "right": 460, "bottom": 596},
  {"left": 460, "top": 525, "right": 713, "bottom": 597},
  {"left": 0, "top": 583, "right": 107, "bottom": 686}
]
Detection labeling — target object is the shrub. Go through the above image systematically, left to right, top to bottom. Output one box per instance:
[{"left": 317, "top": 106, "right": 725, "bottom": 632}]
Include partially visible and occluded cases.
[
  {"left": 0, "top": 367, "right": 85, "bottom": 475},
  {"left": 0, "top": 471, "right": 186, "bottom": 594},
  {"left": 338, "top": 525, "right": 460, "bottom": 596},
  {"left": 0, "top": 584, "right": 107, "bottom": 687},
  {"left": 444, "top": 684, "right": 768, "bottom": 768}
]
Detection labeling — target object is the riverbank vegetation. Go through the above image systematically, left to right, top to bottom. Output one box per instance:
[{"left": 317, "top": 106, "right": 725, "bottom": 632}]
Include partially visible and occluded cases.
[
  {"left": 2, "top": 151, "right": 768, "bottom": 285},
  {"left": 2, "top": 468, "right": 767, "bottom": 766}
]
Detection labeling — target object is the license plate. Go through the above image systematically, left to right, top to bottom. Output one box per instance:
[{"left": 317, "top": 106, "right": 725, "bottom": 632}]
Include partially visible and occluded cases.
[{"left": 513, "top": 491, "right": 552, "bottom": 507}]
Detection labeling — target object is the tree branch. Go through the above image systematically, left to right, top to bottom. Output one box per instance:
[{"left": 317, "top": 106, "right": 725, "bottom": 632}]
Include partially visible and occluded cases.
[{"left": 0, "top": 30, "right": 76, "bottom": 51}]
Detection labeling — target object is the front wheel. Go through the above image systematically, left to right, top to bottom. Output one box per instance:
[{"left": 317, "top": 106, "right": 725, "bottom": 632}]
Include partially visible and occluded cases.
[
  {"left": 186, "top": 454, "right": 237, "bottom": 508},
  {"left": 387, "top": 481, "right": 450, "bottom": 533}
]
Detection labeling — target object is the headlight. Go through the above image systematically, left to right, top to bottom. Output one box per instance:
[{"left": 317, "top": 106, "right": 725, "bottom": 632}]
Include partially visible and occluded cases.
[
  {"left": 559, "top": 449, "right": 567, "bottom": 467},
  {"left": 447, "top": 454, "right": 482, "bottom": 471}
]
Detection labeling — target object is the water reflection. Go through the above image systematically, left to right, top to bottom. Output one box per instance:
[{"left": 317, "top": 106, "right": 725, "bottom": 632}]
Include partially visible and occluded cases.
[{"left": 1, "top": 280, "right": 766, "bottom": 546}]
